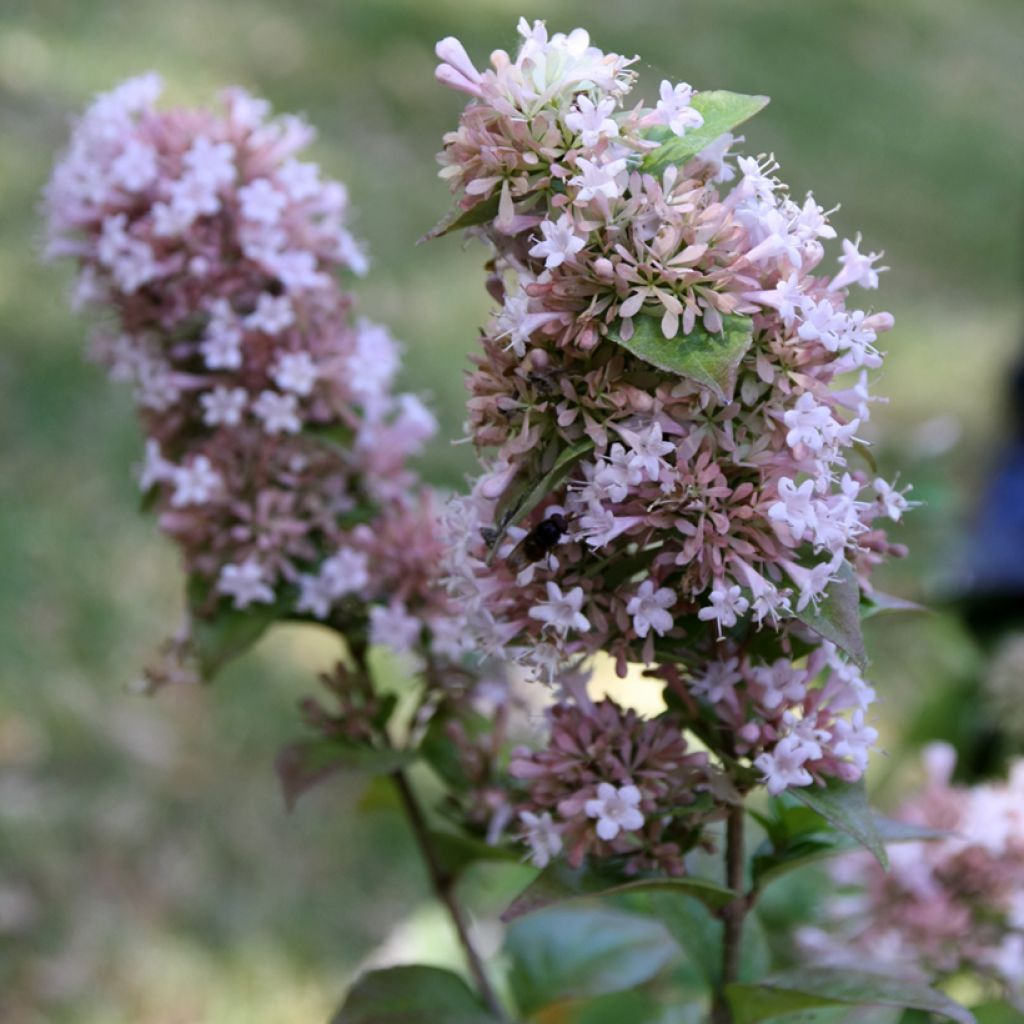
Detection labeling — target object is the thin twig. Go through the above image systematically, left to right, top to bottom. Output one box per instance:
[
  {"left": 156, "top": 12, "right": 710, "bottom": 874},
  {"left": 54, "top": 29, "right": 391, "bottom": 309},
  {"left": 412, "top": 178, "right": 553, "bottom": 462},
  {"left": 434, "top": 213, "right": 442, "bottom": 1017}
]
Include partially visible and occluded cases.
[
  {"left": 345, "top": 640, "right": 509, "bottom": 1021},
  {"left": 391, "top": 768, "right": 510, "bottom": 1022},
  {"left": 711, "top": 803, "right": 747, "bottom": 1024}
]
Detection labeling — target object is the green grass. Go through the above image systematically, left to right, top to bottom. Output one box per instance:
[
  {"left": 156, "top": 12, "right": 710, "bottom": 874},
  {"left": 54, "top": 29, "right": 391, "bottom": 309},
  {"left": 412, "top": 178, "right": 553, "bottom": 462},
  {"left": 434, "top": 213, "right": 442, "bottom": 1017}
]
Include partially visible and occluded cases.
[{"left": 1, "top": 0, "right": 1022, "bottom": 1020}]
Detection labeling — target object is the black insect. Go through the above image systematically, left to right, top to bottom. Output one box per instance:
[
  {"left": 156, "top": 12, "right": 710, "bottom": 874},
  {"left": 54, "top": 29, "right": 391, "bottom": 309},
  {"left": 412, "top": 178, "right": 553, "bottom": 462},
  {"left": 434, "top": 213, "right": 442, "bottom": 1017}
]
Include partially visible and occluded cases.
[{"left": 506, "top": 513, "right": 569, "bottom": 572}]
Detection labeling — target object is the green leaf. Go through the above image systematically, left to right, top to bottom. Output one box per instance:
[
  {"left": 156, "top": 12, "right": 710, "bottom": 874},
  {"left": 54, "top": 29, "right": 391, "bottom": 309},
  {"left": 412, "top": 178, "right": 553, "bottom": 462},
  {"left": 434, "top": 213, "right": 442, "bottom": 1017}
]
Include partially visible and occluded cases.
[
  {"left": 641, "top": 90, "right": 770, "bottom": 178},
  {"left": 420, "top": 192, "right": 502, "bottom": 243},
  {"left": 606, "top": 313, "right": 754, "bottom": 403},
  {"left": 303, "top": 420, "right": 356, "bottom": 457},
  {"left": 487, "top": 437, "right": 596, "bottom": 559},
  {"left": 794, "top": 561, "right": 868, "bottom": 669},
  {"left": 860, "top": 590, "right": 927, "bottom": 620},
  {"left": 189, "top": 594, "right": 285, "bottom": 679},
  {"left": 276, "top": 739, "right": 417, "bottom": 809},
  {"left": 789, "top": 777, "right": 888, "bottom": 868},
  {"left": 752, "top": 803, "right": 948, "bottom": 887},
  {"left": 427, "top": 829, "right": 520, "bottom": 879},
  {"left": 501, "top": 859, "right": 735, "bottom": 922},
  {"left": 505, "top": 906, "right": 680, "bottom": 1015},
  {"left": 331, "top": 965, "right": 500, "bottom": 1024},
  {"left": 726, "top": 968, "right": 976, "bottom": 1024},
  {"left": 974, "top": 1001, "right": 1024, "bottom": 1024}
]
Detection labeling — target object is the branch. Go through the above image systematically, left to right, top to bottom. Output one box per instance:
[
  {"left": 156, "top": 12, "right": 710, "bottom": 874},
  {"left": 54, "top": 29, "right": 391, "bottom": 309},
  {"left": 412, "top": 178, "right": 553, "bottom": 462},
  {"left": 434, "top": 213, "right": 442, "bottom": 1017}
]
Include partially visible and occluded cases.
[
  {"left": 346, "top": 639, "right": 509, "bottom": 1021},
  {"left": 391, "top": 768, "right": 510, "bottom": 1022},
  {"left": 711, "top": 802, "right": 747, "bottom": 1024}
]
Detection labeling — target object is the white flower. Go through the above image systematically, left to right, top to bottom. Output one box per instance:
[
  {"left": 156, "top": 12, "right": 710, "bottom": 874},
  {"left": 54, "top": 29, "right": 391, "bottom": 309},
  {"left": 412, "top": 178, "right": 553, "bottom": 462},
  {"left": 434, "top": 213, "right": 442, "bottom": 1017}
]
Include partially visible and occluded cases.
[
  {"left": 653, "top": 80, "right": 704, "bottom": 137},
  {"left": 564, "top": 95, "right": 619, "bottom": 147},
  {"left": 697, "top": 132, "right": 738, "bottom": 183},
  {"left": 182, "top": 136, "right": 236, "bottom": 190},
  {"left": 110, "top": 139, "right": 158, "bottom": 192},
  {"left": 570, "top": 157, "right": 627, "bottom": 203},
  {"left": 276, "top": 158, "right": 321, "bottom": 202},
  {"left": 238, "top": 178, "right": 287, "bottom": 224},
  {"left": 743, "top": 206, "right": 803, "bottom": 269},
  {"left": 528, "top": 213, "right": 586, "bottom": 269},
  {"left": 831, "top": 234, "right": 887, "bottom": 292},
  {"left": 264, "top": 248, "right": 329, "bottom": 293},
  {"left": 746, "top": 271, "right": 805, "bottom": 326},
  {"left": 494, "top": 287, "right": 561, "bottom": 358},
  {"left": 245, "top": 293, "right": 295, "bottom": 334},
  {"left": 797, "top": 298, "right": 848, "bottom": 352},
  {"left": 200, "top": 302, "right": 244, "bottom": 370},
  {"left": 348, "top": 319, "right": 401, "bottom": 410},
  {"left": 272, "top": 351, "right": 319, "bottom": 396},
  {"left": 200, "top": 385, "right": 247, "bottom": 427},
  {"left": 252, "top": 390, "right": 301, "bottom": 434},
  {"left": 783, "top": 392, "right": 837, "bottom": 454},
  {"left": 393, "top": 394, "right": 438, "bottom": 451},
  {"left": 616, "top": 421, "right": 675, "bottom": 483},
  {"left": 138, "top": 439, "right": 172, "bottom": 491},
  {"left": 593, "top": 444, "right": 642, "bottom": 503},
  {"left": 170, "top": 455, "right": 221, "bottom": 507},
  {"left": 769, "top": 477, "right": 818, "bottom": 542},
  {"left": 873, "top": 478, "right": 913, "bottom": 522},
  {"left": 578, "top": 501, "right": 642, "bottom": 549},
  {"left": 320, "top": 547, "right": 370, "bottom": 597},
  {"left": 784, "top": 556, "right": 841, "bottom": 612},
  {"left": 217, "top": 558, "right": 275, "bottom": 609},
  {"left": 295, "top": 573, "right": 335, "bottom": 619},
  {"left": 627, "top": 580, "right": 676, "bottom": 638},
  {"left": 528, "top": 582, "right": 591, "bottom": 637},
  {"left": 698, "top": 584, "right": 749, "bottom": 635},
  {"left": 369, "top": 601, "right": 422, "bottom": 654},
  {"left": 690, "top": 657, "right": 742, "bottom": 705},
  {"left": 751, "top": 659, "right": 807, "bottom": 711},
  {"left": 828, "top": 711, "right": 878, "bottom": 773},
  {"left": 755, "top": 733, "right": 816, "bottom": 796},
  {"left": 584, "top": 782, "right": 645, "bottom": 841},
  {"left": 519, "top": 811, "right": 563, "bottom": 868}
]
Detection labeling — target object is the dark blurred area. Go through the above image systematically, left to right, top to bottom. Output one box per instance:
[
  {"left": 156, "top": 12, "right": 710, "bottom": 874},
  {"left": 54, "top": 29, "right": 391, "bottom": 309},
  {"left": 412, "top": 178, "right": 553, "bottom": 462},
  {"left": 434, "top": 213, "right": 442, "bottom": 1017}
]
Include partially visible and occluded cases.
[{"left": 1, "top": 1, "right": 1023, "bottom": 1020}]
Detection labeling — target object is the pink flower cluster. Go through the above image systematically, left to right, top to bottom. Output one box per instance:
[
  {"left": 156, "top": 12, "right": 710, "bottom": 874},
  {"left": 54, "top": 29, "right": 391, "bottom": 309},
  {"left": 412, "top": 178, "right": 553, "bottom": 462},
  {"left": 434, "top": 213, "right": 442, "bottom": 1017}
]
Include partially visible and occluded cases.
[
  {"left": 434, "top": 20, "right": 908, "bottom": 797},
  {"left": 45, "top": 74, "right": 456, "bottom": 661},
  {"left": 510, "top": 697, "right": 718, "bottom": 875},
  {"left": 803, "top": 745, "right": 1024, "bottom": 997}
]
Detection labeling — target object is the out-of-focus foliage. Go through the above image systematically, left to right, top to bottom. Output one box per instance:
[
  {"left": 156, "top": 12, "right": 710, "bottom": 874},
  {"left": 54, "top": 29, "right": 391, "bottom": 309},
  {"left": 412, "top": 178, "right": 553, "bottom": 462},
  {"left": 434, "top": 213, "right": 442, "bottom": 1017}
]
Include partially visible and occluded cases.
[{"left": 1, "top": 0, "right": 1021, "bottom": 1021}]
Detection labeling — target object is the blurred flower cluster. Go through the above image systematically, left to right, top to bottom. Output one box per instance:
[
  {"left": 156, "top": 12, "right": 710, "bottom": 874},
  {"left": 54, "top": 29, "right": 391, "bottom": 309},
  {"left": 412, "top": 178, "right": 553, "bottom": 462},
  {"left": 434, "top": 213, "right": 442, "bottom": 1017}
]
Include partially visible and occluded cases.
[
  {"left": 432, "top": 18, "right": 909, "bottom": 850},
  {"left": 44, "top": 74, "right": 459, "bottom": 674},
  {"left": 803, "top": 744, "right": 1024, "bottom": 999}
]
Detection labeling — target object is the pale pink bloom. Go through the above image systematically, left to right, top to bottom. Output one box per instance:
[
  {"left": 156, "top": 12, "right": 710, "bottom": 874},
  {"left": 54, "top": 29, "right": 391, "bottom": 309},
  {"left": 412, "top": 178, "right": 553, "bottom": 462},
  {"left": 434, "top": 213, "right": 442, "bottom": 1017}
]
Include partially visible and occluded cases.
[
  {"left": 653, "top": 80, "right": 704, "bottom": 137},
  {"left": 564, "top": 95, "right": 619, "bottom": 146},
  {"left": 570, "top": 157, "right": 627, "bottom": 203},
  {"left": 238, "top": 177, "right": 287, "bottom": 225},
  {"left": 529, "top": 214, "right": 587, "bottom": 269},
  {"left": 831, "top": 233, "right": 887, "bottom": 291},
  {"left": 245, "top": 293, "right": 295, "bottom": 334},
  {"left": 273, "top": 352, "right": 318, "bottom": 396},
  {"left": 200, "top": 385, "right": 247, "bottom": 427},
  {"left": 252, "top": 390, "right": 301, "bottom": 434},
  {"left": 171, "top": 455, "right": 221, "bottom": 507},
  {"left": 874, "top": 478, "right": 913, "bottom": 521},
  {"left": 217, "top": 558, "right": 275, "bottom": 609},
  {"left": 626, "top": 580, "right": 676, "bottom": 638},
  {"left": 528, "top": 582, "right": 591, "bottom": 637},
  {"left": 698, "top": 584, "right": 749, "bottom": 634},
  {"left": 369, "top": 600, "right": 422, "bottom": 654},
  {"left": 584, "top": 782, "right": 645, "bottom": 840},
  {"left": 519, "top": 811, "right": 563, "bottom": 868}
]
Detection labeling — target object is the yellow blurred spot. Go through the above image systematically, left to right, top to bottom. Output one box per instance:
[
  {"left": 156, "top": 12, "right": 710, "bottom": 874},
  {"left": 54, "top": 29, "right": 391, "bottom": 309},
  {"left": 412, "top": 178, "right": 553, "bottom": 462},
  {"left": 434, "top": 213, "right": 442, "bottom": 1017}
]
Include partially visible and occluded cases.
[{"left": 587, "top": 653, "right": 667, "bottom": 717}]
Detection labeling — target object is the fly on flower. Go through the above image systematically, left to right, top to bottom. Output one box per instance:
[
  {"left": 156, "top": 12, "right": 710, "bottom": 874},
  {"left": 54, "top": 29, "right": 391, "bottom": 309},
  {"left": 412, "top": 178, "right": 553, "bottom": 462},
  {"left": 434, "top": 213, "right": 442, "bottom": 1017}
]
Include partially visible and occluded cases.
[{"left": 505, "top": 511, "right": 573, "bottom": 573}]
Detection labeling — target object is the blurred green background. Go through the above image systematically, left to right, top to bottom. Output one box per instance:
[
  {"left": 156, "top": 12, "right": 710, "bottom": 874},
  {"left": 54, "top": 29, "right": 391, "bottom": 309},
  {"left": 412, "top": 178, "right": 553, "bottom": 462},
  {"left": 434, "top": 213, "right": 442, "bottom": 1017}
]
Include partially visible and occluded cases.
[{"left": 1, "top": 0, "right": 1023, "bottom": 1021}]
